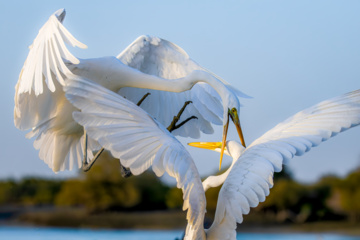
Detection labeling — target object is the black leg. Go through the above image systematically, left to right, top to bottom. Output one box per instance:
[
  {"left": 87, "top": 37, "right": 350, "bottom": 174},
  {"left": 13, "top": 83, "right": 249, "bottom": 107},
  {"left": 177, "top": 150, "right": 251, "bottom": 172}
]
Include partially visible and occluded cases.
[
  {"left": 82, "top": 92, "right": 151, "bottom": 174},
  {"left": 136, "top": 92, "right": 151, "bottom": 106},
  {"left": 118, "top": 93, "right": 151, "bottom": 177},
  {"left": 167, "top": 101, "right": 198, "bottom": 132},
  {"left": 169, "top": 116, "right": 198, "bottom": 132},
  {"left": 82, "top": 130, "right": 88, "bottom": 169},
  {"left": 82, "top": 147, "right": 104, "bottom": 172}
]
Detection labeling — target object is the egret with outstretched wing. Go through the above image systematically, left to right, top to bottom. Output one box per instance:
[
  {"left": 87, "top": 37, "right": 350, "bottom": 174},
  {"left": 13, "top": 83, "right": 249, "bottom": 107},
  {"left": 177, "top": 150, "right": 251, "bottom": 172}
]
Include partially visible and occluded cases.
[
  {"left": 14, "top": 9, "right": 247, "bottom": 172},
  {"left": 65, "top": 72, "right": 360, "bottom": 239},
  {"left": 66, "top": 75, "right": 360, "bottom": 239},
  {"left": 65, "top": 77, "right": 207, "bottom": 240},
  {"left": 189, "top": 89, "right": 360, "bottom": 239}
]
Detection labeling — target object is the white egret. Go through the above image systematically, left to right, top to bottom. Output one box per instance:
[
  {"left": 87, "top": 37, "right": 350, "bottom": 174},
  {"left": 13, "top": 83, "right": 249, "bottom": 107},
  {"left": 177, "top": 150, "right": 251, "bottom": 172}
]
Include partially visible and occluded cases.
[
  {"left": 14, "top": 8, "right": 247, "bottom": 172},
  {"left": 65, "top": 75, "right": 360, "bottom": 239},
  {"left": 65, "top": 77, "right": 207, "bottom": 239},
  {"left": 189, "top": 89, "right": 360, "bottom": 239}
]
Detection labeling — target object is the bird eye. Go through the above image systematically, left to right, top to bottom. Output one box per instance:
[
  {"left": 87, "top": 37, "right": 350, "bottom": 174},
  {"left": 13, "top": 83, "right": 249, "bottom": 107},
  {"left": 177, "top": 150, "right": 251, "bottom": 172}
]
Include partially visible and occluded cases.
[{"left": 231, "top": 108, "right": 236, "bottom": 113}]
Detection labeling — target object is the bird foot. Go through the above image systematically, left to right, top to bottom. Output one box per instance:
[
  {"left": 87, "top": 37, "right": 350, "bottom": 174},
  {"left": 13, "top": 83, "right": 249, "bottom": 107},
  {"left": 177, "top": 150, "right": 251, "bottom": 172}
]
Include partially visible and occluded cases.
[
  {"left": 167, "top": 101, "right": 198, "bottom": 132},
  {"left": 168, "top": 116, "right": 198, "bottom": 132},
  {"left": 82, "top": 147, "right": 104, "bottom": 172},
  {"left": 120, "top": 165, "right": 133, "bottom": 178}
]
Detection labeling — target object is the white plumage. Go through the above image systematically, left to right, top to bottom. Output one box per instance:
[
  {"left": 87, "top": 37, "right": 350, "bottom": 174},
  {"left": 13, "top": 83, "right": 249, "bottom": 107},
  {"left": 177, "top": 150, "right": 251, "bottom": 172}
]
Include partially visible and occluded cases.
[
  {"left": 14, "top": 8, "right": 246, "bottom": 172},
  {"left": 16, "top": 8, "right": 359, "bottom": 240},
  {"left": 65, "top": 73, "right": 360, "bottom": 239},
  {"left": 65, "top": 77, "right": 206, "bottom": 240},
  {"left": 189, "top": 89, "right": 360, "bottom": 239}
]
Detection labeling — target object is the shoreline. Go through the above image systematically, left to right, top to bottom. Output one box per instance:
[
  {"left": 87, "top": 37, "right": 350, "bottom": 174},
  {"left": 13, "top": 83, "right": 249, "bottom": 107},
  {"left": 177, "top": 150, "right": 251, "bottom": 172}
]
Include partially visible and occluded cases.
[
  {"left": 1, "top": 207, "right": 359, "bottom": 236},
  {"left": 1, "top": 222, "right": 359, "bottom": 237}
]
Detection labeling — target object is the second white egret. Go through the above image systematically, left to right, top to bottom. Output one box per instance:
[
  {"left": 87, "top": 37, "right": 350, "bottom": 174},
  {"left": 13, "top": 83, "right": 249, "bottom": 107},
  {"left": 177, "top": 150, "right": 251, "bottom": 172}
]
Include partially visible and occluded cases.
[
  {"left": 65, "top": 74, "right": 360, "bottom": 239},
  {"left": 189, "top": 89, "right": 360, "bottom": 239}
]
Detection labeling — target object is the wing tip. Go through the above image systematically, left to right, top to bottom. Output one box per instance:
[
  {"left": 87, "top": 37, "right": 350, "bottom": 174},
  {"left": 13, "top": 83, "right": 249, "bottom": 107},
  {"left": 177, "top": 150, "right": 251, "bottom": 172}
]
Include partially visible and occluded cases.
[{"left": 54, "top": 8, "right": 66, "bottom": 23}]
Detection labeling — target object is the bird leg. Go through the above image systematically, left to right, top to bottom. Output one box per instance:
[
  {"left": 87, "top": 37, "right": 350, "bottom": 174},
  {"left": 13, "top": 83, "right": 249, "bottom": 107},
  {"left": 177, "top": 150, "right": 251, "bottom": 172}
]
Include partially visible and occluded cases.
[
  {"left": 117, "top": 92, "right": 152, "bottom": 178},
  {"left": 136, "top": 92, "right": 151, "bottom": 106},
  {"left": 81, "top": 93, "right": 152, "bottom": 174},
  {"left": 121, "top": 98, "right": 197, "bottom": 177},
  {"left": 167, "top": 101, "right": 198, "bottom": 132},
  {"left": 82, "top": 130, "right": 106, "bottom": 172},
  {"left": 82, "top": 130, "right": 89, "bottom": 170},
  {"left": 82, "top": 136, "right": 104, "bottom": 172}
]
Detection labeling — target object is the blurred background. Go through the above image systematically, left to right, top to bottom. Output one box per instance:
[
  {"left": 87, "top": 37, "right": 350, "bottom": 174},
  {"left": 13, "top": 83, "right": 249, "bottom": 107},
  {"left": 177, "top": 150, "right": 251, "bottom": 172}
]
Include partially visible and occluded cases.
[
  {"left": 1, "top": 0, "right": 360, "bottom": 234},
  {"left": 1, "top": 153, "right": 360, "bottom": 232}
]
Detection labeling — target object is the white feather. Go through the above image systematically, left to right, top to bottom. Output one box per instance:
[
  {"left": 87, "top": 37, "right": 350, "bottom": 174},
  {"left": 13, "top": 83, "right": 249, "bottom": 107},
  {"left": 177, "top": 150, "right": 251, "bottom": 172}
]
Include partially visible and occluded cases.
[
  {"left": 15, "top": 10, "right": 245, "bottom": 174},
  {"left": 65, "top": 77, "right": 206, "bottom": 240},
  {"left": 206, "top": 89, "right": 360, "bottom": 239}
]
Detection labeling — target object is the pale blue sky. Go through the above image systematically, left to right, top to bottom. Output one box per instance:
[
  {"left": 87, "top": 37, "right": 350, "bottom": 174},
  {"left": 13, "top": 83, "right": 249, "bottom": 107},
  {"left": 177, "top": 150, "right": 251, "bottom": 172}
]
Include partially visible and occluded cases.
[{"left": 1, "top": 1, "right": 360, "bottom": 183}]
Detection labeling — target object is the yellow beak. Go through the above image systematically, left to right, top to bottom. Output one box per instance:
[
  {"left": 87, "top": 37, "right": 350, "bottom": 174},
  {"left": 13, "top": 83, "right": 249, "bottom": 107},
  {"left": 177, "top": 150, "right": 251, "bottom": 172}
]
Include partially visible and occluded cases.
[
  {"left": 189, "top": 110, "right": 246, "bottom": 172},
  {"left": 219, "top": 111, "right": 246, "bottom": 170},
  {"left": 220, "top": 115, "right": 229, "bottom": 170},
  {"left": 234, "top": 117, "right": 246, "bottom": 149},
  {"left": 188, "top": 141, "right": 222, "bottom": 150},
  {"left": 188, "top": 141, "right": 231, "bottom": 171}
]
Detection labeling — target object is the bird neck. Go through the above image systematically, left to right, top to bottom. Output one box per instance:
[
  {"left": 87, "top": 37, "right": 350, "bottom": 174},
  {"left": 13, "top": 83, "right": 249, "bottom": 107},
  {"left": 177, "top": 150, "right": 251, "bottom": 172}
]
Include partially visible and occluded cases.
[
  {"left": 74, "top": 57, "right": 229, "bottom": 101},
  {"left": 111, "top": 64, "right": 229, "bottom": 101},
  {"left": 127, "top": 69, "right": 229, "bottom": 97},
  {"left": 185, "top": 70, "right": 229, "bottom": 96},
  {"left": 202, "top": 156, "right": 237, "bottom": 192}
]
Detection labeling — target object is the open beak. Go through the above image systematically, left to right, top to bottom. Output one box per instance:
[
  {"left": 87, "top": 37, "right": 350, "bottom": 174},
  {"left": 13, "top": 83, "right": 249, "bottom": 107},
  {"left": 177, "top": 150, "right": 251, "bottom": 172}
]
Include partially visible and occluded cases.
[
  {"left": 189, "top": 110, "right": 246, "bottom": 171},
  {"left": 219, "top": 111, "right": 246, "bottom": 170},
  {"left": 219, "top": 115, "right": 230, "bottom": 170},
  {"left": 232, "top": 116, "right": 246, "bottom": 149},
  {"left": 188, "top": 141, "right": 222, "bottom": 150},
  {"left": 189, "top": 141, "right": 232, "bottom": 170}
]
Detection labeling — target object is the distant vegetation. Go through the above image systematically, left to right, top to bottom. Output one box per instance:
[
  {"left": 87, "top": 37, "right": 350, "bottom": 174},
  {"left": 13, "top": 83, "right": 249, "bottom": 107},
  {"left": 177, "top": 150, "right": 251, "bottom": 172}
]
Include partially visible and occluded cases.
[{"left": 1, "top": 151, "right": 360, "bottom": 226}]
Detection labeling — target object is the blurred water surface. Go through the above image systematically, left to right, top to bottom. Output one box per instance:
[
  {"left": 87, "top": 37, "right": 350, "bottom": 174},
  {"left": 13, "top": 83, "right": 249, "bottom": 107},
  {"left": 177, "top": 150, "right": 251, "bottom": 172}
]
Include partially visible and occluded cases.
[{"left": 0, "top": 226, "right": 359, "bottom": 240}]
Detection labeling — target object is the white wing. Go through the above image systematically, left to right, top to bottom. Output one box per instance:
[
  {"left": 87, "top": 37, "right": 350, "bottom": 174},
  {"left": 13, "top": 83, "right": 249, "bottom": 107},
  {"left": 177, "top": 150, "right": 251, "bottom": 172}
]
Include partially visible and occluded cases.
[
  {"left": 14, "top": 8, "right": 87, "bottom": 130},
  {"left": 14, "top": 9, "right": 94, "bottom": 172},
  {"left": 117, "top": 35, "right": 248, "bottom": 138},
  {"left": 65, "top": 77, "right": 206, "bottom": 240},
  {"left": 208, "top": 90, "right": 360, "bottom": 239}
]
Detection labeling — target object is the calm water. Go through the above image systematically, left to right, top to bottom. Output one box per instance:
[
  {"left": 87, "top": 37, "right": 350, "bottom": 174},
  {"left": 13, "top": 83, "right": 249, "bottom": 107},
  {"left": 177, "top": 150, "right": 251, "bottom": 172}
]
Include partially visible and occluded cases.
[{"left": 0, "top": 226, "right": 359, "bottom": 240}]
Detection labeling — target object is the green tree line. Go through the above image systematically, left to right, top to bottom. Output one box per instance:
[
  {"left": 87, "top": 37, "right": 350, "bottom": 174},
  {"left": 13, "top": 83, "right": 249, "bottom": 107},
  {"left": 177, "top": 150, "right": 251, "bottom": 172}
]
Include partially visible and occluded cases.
[{"left": 1, "top": 153, "right": 360, "bottom": 223}]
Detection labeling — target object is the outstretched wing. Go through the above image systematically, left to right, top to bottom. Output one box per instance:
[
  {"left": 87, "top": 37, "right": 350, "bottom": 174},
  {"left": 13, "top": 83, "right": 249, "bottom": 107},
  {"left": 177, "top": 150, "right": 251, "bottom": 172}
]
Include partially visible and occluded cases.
[
  {"left": 14, "top": 8, "right": 87, "bottom": 130},
  {"left": 117, "top": 35, "right": 249, "bottom": 138},
  {"left": 65, "top": 77, "right": 206, "bottom": 240},
  {"left": 208, "top": 90, "right": 360, "bottom": 239}
]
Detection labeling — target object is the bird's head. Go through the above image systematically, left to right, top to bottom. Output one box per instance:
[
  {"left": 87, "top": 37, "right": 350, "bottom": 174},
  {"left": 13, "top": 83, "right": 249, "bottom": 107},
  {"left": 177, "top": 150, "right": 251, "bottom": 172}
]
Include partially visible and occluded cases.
[{"left": 220, "top": 94, "right": 246, "bottom": 170}]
